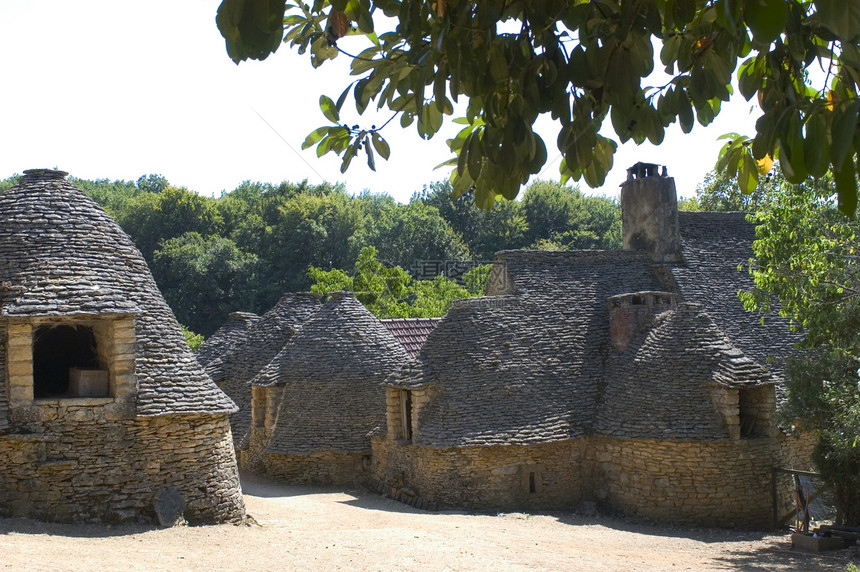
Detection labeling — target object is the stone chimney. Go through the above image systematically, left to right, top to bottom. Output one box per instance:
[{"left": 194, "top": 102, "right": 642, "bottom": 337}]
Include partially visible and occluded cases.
[
  {"left": 620, "top": 162, "right": 681, "bottom": 263},
  {"left": 608, "top": 291, "right": 678, "bottom": 352}
]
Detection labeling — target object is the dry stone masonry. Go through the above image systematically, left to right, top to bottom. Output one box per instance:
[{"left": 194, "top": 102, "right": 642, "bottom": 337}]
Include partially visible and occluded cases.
[
  {"left": 200, "top": 162, "right": 811, "bottom": 529},
  {"left": 371, "top": 164, "right": 812, "bottom": 527},
  {"left": 0, "top": 170, "right": 245, "bottom": 524},
  {"left": 244, "top": 292, "right": 409, "bottom": 484}
]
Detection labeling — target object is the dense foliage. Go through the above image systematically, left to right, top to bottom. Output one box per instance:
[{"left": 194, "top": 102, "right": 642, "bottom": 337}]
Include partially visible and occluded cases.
[
  {"left": 218, "top": 0, "right": 860, "bottom": 214},
  {"left": 683, "top": 166, "right": 781, "bottom": 212},
  {"left": 0, "top": 174, "right": 619, "bottom": 335},
  {"left": 741, "top": 175, "right": 860, "bottom": 524},
  {"left": 308, "top": 245, "right": 488, "bottom": 317}
]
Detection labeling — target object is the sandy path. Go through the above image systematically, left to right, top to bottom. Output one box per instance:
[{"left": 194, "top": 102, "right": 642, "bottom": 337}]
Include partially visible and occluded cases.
[{"left": 0, "top": 474, "right": 855, "bottom": 571}]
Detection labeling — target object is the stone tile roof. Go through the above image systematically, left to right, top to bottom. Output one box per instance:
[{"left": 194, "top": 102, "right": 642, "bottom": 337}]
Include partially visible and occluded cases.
[
  {"left": 0, "top": 170, "right": 236, "bottom": 416},
  {"left": 670, "top": 212, "right": 801, "bottom": 381},
  {"left": 393, "top": 221, "right": 796, "bottom": 448},
  {"left": 399, "top": 250, "right": 667, "bottom": 448},
  {"left": 205, "top": 292, "right": 320, "bottom": 445},
  {"left": 257, "top": 292, "right": 411, "bottom": 455},
  {"left": 597, "top": 303, "right": 772, "bottom": 440},
  {"left": 196, "top": 311, "right": 260, "bottom": 367},
  {"left": 381, "top": 318, "right": 442, "bottom": 357}
]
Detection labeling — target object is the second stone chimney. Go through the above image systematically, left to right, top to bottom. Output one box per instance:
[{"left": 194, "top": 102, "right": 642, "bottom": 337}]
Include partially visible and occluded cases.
[{"left": 620, "top": 162, "right": 682, "bottom": 263}]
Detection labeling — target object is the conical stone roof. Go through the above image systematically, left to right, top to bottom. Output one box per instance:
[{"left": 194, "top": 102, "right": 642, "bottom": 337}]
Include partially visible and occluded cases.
[
  {"left": 0, "top": 169, "right": 236, "bottom": 416},
  {"left": 205, "top": 292, "right": 321, "bottom": 445},
  {"left": 256, "top": 292, "right": 411, "bottom": 454},
  {"left": 597, "top": 303, "right": 773, "bottom": 440},
  {"left": 196, "top": 311, "right": 260, "bottom": 367}
]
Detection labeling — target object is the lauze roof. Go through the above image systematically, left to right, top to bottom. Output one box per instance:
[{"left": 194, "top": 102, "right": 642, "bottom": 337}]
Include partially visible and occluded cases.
[
  {"left": 0, "top": 170, "right": 236, "bottom": 417},
  {"left": 392, "top": 213, "right": 796, "bottom": 449},
  {"left": 258, "top": 292, "right": 411, "bottom": 454}
]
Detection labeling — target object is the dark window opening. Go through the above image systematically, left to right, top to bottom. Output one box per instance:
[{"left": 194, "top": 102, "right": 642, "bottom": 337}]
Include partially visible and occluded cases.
[
  {"left": 33, "top": 325, "right": 98, "bottom": 398},
  {"left": 738, "top": 387, "right": 768, "bottom": 438},
  {"left": 400, "top": 389, "right": 413, "bottom": 441},
  {"left": 528, "top": 472, "right": 536, "bottom": 494}
]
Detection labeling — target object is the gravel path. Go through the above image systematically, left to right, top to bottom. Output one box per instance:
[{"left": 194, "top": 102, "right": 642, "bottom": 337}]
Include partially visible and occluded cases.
[{"left": 0, "top": 473, "right": 856, "bottom": 571}]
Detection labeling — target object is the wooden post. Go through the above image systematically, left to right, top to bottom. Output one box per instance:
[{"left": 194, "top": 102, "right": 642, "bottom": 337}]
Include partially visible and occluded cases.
[{"left": 771, "top": 467, "right": 779, "bottom": 529}]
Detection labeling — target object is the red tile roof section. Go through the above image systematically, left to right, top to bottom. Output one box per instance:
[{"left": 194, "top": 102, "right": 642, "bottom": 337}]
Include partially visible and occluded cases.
[{"left": 381, "top": 317, "right": 443, "bottom": 357}]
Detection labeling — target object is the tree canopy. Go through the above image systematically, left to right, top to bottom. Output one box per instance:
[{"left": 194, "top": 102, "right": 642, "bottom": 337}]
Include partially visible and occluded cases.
[
  {"left": 217, "top": 0, "right": 860, "bottom": 213},
  {"left": 0, "top": 173, "right": 618, "bottom": 335},
  {"left": 741, "top": 175, "right": 860, "bottom": 523},
  {"left": 308, "top": 245, "right": 487, "bottom": 317}
]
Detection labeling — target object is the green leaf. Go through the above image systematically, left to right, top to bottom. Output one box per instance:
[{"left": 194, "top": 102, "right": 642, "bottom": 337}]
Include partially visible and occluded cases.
[
  {"left": 743, "top": 0, "right": 788, "bottom": 45},
  {"left": 815, "top": 0, "right": 860, "bottom": 42},
  {"left": 354, "top": 2, "right": 374, "bottom": 34},
  {"left": 736, "top": 56, "right": 760, "bottom": 101},
  {"left": 336, "top": 85, "right": 350, "bottom": 112},
  {"left": 678, "top": 90, "right": 694, "bottom": 133},
  {"left": 320, "top": 95, "right": 340, "bottom": 123},
  {"left": 831, "top": 99, "right": 860, "bottom": 169},
  {"left": 804, "top": 112, "right": 830, "bottom": 178},
  {"left": 302, "top": 126, "right": 330, "bottom": 149},
  {"left": 467, "top": 131, "right": 483, "bottom": 180},
  {"left": 371, "top": 132, "right": 390, "bottom": 159},
  {"left": 457, "top": 132, "right": 471, "bottom": 176},
  {"left": 340, "top": 139, "right": 360, "bottom": 173},
  {"left": 365, "top": 140, "right": 376, "bottom": 171},
  {"left": 738, "top": 152, "right": 759, "bottom": 194},
  {"left": 834, "top": 155, "right": 857, "bottom": 217}
]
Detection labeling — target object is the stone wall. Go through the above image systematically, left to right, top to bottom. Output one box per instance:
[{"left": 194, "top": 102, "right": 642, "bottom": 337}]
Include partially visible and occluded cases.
[
  {"left": 0, "top": 410, "right": 245, "bottom": 524},
  {"left": 373, "top": 432, "right": 815, "bottom": 528},
  {"left": 588, "top": 436, "right": 779, "bottom": 527},
  {"left": 372, "top": 437, "right": 585, "bottom": 511},
  {"left": 260, "top": 450, "right": 372, "bottom": 485}
]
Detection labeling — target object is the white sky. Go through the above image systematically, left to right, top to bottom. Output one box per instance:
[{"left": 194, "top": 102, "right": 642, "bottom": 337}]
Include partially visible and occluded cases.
[{"left": 0, "top": 0, "right": 760, "bottom": 201}]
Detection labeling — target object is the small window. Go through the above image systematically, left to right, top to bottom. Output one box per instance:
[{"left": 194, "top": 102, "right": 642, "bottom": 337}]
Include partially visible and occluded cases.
[
  {"left": 6, "top": 315, "right": 137, "bottom": 408},
  {"left": 33, "top": 325, "right": 99, "bottom": 398},
  {"left": 738, "top": 386, "right": 770, "bottom": 438},
  {"left": 400, "top": 389, "right": 413, "bottom": 441},
  {"left": 521, "top": 465, "right": 543, "bottom": 495}
]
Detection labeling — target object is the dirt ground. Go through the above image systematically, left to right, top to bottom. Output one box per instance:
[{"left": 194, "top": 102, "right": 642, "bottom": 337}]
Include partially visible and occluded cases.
[{"left": 1, "top": 474, "right": 857, "bottom": 571}]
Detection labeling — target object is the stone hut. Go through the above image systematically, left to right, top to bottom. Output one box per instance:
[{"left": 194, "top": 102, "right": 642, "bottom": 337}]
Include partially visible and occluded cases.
[
  {"left": 373, "top": 165, "right": 809, "bottom": 527},
  {"left": 0, "top": 170, "right": 245, "bottom": 524},
  {"left": 204, "top": 292, "right": 320, "bottom": 449},
  {"left": 244, "top": 292, "right": 410, "bottom": 484},
  {"left": 196, "top": 310, "right": 259, "bottom": 367}
]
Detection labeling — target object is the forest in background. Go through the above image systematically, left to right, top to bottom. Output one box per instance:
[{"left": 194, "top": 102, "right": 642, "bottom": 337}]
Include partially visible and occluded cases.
[{"left": 0, "top": 174, "right": 623, "bottom": 337}]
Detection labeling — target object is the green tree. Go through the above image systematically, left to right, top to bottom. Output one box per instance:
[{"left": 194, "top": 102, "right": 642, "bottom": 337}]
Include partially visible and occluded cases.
[
  {"left": 217, "top": 0, "right": 860, "bottom": 213},
  {"left": 688, "top": 168, "right": 773, "bottom": 212},
  {"left": 136, "top": 173, "right": 169, "bottom": 194},
  {"left": 0, "top": 174, "right": 22, "bottom": 193},
  {"left": 740, "top": 176, "right": 860, "bottom": 524},
  {"left": 70, "top": 177, "right": 144, "bottom": 217},
  {"left": 417, "top": 180, "right": 530, "bottom": 259},
  {"left": 418, "top": 180, "right": 483, "bottom": 250},
  {"left": 521, "top": 180, "right": 621, "bottom": 250},
  {"left": 116, "top": 185, "right": 223, "bottom": 263},
  {"left": 259, "top": 188, "right": 365, "bottom": 303},
  {"left": 472, "top": 199, "right": 529, "bottom": 260},
  {"left": 366, "top": 200, "right": 469, "bottom": 272},
  {"left": 152, "top": 232, "right": 258, "bottom": 336},
  {"left": 309, "top": 245, "right": 477, "bottom": 317},
  {"left": 462, "top": 263, "right": 492, "bottom": 296},
  {"left": 181, "top": 324, "right": 205, "bottom": 352}
]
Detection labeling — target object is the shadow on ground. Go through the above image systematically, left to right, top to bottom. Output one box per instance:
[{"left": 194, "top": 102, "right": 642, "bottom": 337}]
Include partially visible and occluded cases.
[
  {"left": 0, "top": 517, "right": 154, "bottom": 538},
  {"left": 711, "top": 541, "right": 859, "bottom": 571}
]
